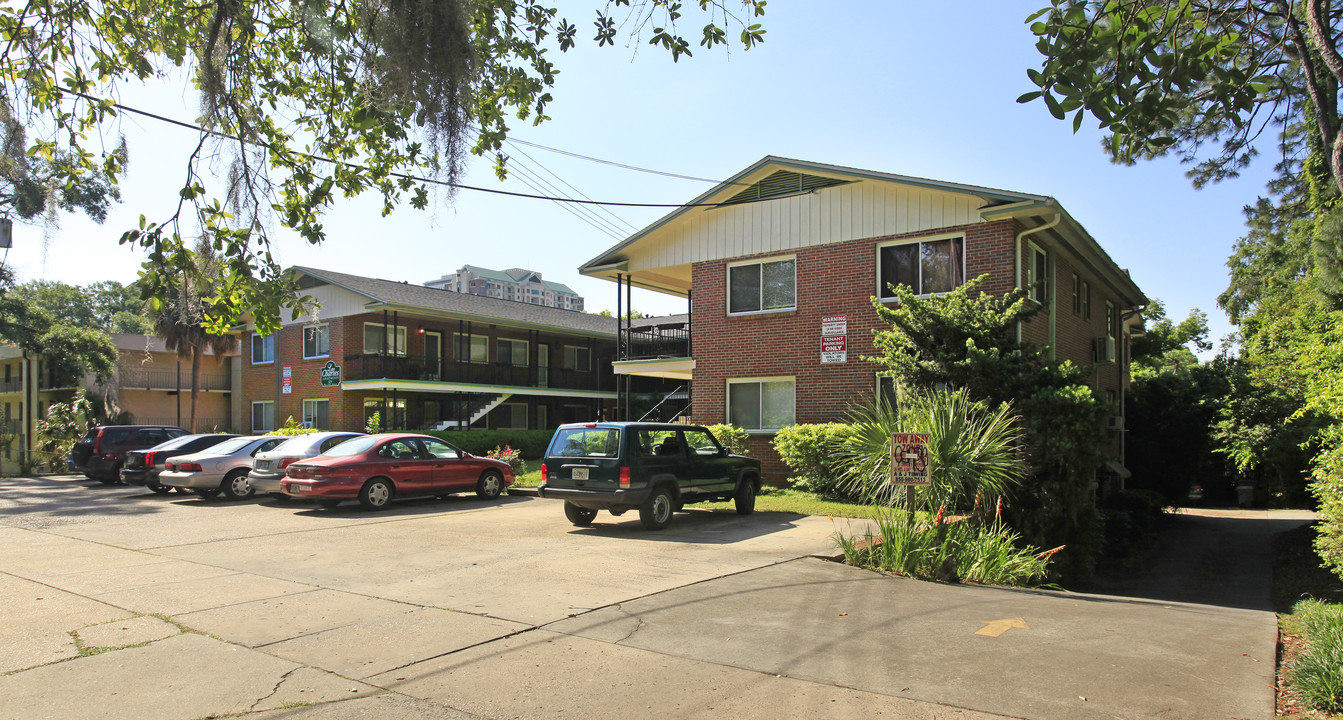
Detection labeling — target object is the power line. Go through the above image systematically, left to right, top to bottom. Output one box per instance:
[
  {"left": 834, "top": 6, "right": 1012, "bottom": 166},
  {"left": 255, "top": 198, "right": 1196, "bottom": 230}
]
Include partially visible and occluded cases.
[
  {"left": 63, "top": 90, "right": 755, "bottom": 210},
  {"left": 507, "top": 138, "right": 751, "bottom": 187},
  {"left": 504, "top": 139, "right": 641, "bottom": 234}
]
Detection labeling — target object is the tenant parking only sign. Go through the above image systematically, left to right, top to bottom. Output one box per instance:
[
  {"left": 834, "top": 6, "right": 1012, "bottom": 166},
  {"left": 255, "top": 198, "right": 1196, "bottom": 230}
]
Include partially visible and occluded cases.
[
  {"left": 820, "top": 315, "right": 847, "bottom": 364},
  {"left": 890, "top": 433, "right": 931, "bottom": 486}
]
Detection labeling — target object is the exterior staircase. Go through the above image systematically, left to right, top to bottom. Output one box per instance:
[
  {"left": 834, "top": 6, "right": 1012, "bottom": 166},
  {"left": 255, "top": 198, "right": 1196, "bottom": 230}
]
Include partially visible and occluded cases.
[{"left": 433, "top": 393, "right": 512, "bottom": 430}]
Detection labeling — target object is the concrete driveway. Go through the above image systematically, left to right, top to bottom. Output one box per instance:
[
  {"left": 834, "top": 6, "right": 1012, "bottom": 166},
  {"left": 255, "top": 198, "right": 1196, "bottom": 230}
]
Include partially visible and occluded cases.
[{"left": 0, "top": 475, "right": 1312, "bottom": 719}]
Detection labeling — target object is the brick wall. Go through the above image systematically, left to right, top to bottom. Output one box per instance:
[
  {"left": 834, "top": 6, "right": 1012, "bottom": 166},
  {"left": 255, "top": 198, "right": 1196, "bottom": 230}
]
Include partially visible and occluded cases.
[{"left": 690, "top": 219, "right": 1020, "bottom": 479}]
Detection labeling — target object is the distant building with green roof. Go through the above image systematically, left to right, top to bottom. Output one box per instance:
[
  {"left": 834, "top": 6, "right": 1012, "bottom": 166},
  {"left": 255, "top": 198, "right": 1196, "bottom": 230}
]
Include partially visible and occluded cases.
[{"left": 425, "top": 265, "right": 584, "bottom": 311}]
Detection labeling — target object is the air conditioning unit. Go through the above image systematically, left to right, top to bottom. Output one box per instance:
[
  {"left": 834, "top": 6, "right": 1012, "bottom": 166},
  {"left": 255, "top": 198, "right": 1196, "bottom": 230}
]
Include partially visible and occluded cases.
[
  {"left": 1092, "top": 336, "right": 1116, "bottom": 363},
  {"left": 1106, "top": 415, "right": 1125, "bottom": 431}
]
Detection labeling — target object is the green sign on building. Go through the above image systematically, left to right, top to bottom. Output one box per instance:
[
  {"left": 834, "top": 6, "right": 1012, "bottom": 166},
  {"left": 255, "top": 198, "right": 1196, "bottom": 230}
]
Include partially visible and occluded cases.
[{"left": 320, "top": 360, "right": 341, "bottom": 387}]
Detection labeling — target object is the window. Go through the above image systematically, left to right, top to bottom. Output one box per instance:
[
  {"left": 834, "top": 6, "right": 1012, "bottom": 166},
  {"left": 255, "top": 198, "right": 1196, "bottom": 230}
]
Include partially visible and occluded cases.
[
  {"left": 878, "top": 236, "right": 965, "bottom": 298},
  {"left": 1026, "top": 243, "right": 1048, "bottom": 303},
  {"left": 728, "top": 257, "right": 796, "bottom": 314},
  {"left": 1071, "top": 274, "right": 1081, "bottom": 315},
  {"left": 1082, "top": 281, "right": 1091, "bottom": 319},
  {"left": 1106, "top": 301, "right": 1117, "bottom": 337},
  {"left": 363, "top": 323, "right": 407, "bottom": 356},
  {"left": 303, "top": 324, "right": 329, "bottom": 359},
  {"left": 251, "top": 333, "right": 275, "bottom": 364},
  {"left": 455, "top": 333, "right": 489, "bottom": 363},
  {"left": 497, "top": 338, "right": 529, "bottom": 367},
  {"left": 562, "top": 345, "right": 590, "bottom": 372},
  {"left": 877, "top": 374, "right": 898, "bottom": 409},
  {"left": 727, "top": 378, "right": 795, "bottom": 431},
  {"left": 302, "top": 398, "right": 329, "bottom": 429},
  {"left": 364, "top": 398, "right": 406, "bottom": 429},
  {"left": 251, "top": 401, "right": 275, "bottom": 433},
  {"left": 495, "top": 402, "right": 528, "bottom": 429},
  {"left": 551, "top": 426, "right": 620, "bottom": 457},
  {"left": 683, "top": 429, "right": 724, "bottom": 456},
  {"left": 421, "top": 437, "right": 461, "bottom": 459}
]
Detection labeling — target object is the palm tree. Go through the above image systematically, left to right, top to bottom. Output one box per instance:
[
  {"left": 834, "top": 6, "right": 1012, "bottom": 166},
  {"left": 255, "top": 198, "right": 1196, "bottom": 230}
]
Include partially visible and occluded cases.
[{"left": 148, "top": 240, "right": 235, "bottom": 433}]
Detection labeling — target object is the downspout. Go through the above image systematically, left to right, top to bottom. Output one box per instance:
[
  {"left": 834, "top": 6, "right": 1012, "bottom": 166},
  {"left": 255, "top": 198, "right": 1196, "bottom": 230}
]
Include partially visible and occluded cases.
[{"left": 1015, "top": 213, "right": 1063, "bottom": 344}]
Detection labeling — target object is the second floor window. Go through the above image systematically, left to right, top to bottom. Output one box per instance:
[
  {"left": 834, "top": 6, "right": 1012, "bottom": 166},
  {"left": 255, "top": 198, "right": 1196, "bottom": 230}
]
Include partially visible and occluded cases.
[
  {"left": 879, "top": 236, "right": 965, "bottom": 298},
  {"left": 728, "top": 257, "right": 796, "bottom": 314},
  {"left": 364, "top": 323, "right": 407, "bottom": 356},
  {"left": 303, "top": 325, "right": 329, "bottom": 359},
  {"left": 251, "top": 333, "right": 275, "bottom": 364},
  {"left": 455, "top": 333, "right": 488, "bottom": 363},
  {"left": 498, "top": 338, "right": 529, "bottom": 366},
  {"left": 563, "top": 345, "right": 590, "bottom": 372}
]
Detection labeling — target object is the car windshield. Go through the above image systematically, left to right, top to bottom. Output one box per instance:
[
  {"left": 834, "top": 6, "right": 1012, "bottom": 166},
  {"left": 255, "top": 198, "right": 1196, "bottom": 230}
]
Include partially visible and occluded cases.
[
  {"left": 550, "top": 428, "right": 620, "bottom": 458},
  {"left": 153, "top": 434, "right": 205, "bottom": 451},
  {"left": 271, "top": 435, "right": 320, "bottom": 454},
  {"left": 320, "top": 436, "right": 380, "bottom": 457},
  {"left": 205, "top": 437, "right": 259, "bottom": 455}
]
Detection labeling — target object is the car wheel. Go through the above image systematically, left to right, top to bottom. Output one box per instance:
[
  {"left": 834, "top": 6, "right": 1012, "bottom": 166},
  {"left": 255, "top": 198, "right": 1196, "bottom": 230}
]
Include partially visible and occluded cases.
[
  {"left": 222, "top": 470, "right": 255, "bottom": 500},
  {"left": 475, "top": 470, "right": 504, "bottom": 500},
  {"left": 734, "top": 477, "right": 757, "bottom": 515},
  {"left": 359, "top": 478, "right": 394, "bottom": 511},
  {"left": 147, "top": 483, "right": 171, "bottom": 494},
  {"left": 640, "top": 486, "right": 674, "bottom": 530},
  {"left": 196, "top": 488, "right": 221, "bottom": 499},
  {"left": 318, "top": 499, "right": 341, "bottom": 509},
  {"left": 564, "top": 501, "right": 598, "bottom": 527}
]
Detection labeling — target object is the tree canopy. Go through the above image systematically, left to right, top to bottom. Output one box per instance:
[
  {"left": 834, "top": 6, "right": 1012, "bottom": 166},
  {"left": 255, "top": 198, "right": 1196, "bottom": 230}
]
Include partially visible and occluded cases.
[{"left": 0, "top": 0, "right": 766, "bottom": 334}]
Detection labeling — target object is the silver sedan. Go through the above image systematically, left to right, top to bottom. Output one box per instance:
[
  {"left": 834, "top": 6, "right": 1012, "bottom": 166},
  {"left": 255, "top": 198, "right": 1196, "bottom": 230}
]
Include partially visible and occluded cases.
[
  {"left": 248, "top": 431, "right": 365, "bottom": 498},
  {"left": 159, "top": 436, "right": 287, "bottom": 500}
]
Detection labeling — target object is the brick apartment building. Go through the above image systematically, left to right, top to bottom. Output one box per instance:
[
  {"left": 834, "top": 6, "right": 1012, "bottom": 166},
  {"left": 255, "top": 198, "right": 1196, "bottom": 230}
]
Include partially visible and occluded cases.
[
  {"left": 579, "top": 157, "right": 1147, "bottom": 479},
  {"left": 238, "top": 267, "right": 671, "bottom": 435}
]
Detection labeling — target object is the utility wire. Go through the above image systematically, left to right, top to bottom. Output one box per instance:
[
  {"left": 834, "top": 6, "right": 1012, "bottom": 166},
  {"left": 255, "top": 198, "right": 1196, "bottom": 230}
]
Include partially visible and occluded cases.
[
  {"left": 63, "top": 90, "right": 765, "bottom": 210},
  {"left": 507, "top": 138, "right": 752, "bottom": 187},
  {"left": 504, "top": 139, "right": 641, "bottom": 233},
  {"left": 505, "top": 160, "right": 626, "bottom": 240}
]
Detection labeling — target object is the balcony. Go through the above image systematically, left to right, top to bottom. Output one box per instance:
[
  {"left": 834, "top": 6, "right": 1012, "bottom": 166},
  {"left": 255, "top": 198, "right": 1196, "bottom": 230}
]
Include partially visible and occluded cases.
[
  {"left": 624, "top": 322, "right": 691, "bottom": 360},
  {"left": 342, "top": 354, "right": 605, "bottom": 393},
  {"left": 119, "top": 367, "right": 232, "bottom": 392},
  {"left": 0, "top": 377, "right": 19, "bottom": 394}
]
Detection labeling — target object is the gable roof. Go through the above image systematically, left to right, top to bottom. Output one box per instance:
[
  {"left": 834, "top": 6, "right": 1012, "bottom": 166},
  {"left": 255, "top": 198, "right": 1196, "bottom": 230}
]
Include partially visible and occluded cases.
[{"left": 295, "top": 267, "right": 626, "bottom": 337}]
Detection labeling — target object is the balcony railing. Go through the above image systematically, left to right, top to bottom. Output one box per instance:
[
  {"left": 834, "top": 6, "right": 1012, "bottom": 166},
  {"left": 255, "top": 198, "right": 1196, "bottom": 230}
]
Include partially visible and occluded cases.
[
  {"left": 623, "top": 322, "right": 690, "bottom": 360},
  {"left": 343, "top": 353, "right": 605, "bottom": 392},
  {"left": 119, "top": 367, "right": 232, "bottom": 392},
  {"left": 0, "top": 378, "right": 19, "bottom": 394}
]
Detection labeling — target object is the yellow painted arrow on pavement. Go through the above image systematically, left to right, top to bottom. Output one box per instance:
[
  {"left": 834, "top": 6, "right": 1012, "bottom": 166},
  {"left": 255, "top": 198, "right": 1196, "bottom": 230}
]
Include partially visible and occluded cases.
[{"left": 975, "top": 618, "right": 1031, "bottom": 637}]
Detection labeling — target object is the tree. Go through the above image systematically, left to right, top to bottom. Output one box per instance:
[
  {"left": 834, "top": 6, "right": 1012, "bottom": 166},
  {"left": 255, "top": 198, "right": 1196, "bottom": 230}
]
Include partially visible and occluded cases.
[
  {"left": 0, "top": 1, "right": 767, "bottom": 336},
  {"left": 1020, "top": 1, "right": 1343, "bottom": 195},
  {"left": 0, "top": 90, "right": 124, "bottom": 223},
  {"left": 147, "top": 240, "right": 238, "bottom": 434},
  {"left": 8, "top": 277, "right": 151, "bottom": 333}
]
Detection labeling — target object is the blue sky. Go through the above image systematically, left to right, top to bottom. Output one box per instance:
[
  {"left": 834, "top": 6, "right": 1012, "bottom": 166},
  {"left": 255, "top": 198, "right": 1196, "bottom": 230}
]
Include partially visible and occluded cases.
[{"left": 7, "top": 1, "right": 1277, "bottom": 350}]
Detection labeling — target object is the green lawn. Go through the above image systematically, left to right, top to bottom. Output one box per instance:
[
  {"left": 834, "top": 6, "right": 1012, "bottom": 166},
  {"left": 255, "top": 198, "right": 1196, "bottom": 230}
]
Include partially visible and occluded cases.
[{"left": 512, "top": 466, "right": 877, "bottom": 520}]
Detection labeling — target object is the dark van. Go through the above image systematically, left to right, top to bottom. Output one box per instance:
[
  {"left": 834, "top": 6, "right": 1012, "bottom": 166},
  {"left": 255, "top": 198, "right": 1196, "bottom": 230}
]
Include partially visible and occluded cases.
[{"left": 71, "top": 425, "right": 188, "bottom": 484}]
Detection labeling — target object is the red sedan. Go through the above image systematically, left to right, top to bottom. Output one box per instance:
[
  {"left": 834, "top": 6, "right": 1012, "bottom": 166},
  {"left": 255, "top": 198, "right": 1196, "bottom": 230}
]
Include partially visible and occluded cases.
[{"left": 281, "top": 433, "right": 514, "bottom": 510}]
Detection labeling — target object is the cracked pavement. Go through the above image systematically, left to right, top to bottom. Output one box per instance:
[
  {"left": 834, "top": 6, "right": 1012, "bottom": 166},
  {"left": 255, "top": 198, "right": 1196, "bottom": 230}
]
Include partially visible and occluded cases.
[{"left": 0, "top": 475, "right": 1309, "bottom": 719}]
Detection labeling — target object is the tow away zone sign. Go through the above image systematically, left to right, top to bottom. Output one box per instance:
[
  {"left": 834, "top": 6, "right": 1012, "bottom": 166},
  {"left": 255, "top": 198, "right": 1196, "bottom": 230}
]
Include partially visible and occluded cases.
[{"left": 890, "top": 432, "right": 931, "bottom": 486}]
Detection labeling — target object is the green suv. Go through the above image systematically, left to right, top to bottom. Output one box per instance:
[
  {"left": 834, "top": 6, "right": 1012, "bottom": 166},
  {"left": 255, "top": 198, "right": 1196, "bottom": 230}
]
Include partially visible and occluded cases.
[{"left": 539, "top": 422, "right": 762, "bottom": 530}]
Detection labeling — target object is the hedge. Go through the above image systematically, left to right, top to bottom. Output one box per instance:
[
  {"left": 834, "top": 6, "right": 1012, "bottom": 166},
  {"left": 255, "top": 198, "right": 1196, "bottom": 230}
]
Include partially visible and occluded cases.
[
  {"left": 772, "top": 423, "right": 858, "bottom": 500},
  {"left": 423, "top": 429, "right": 555, "bottom": 459}
]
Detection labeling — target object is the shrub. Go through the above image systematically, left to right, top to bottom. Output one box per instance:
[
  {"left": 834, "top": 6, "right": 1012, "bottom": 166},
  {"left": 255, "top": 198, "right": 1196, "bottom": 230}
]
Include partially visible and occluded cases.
[
  {"left": 34, "top": 397, "right": 93, "bottom": 472},
  {"left": 272, "top": 416, "right": 320, "bottom": 436},
  {"left": 705, "top": 423, "right": 749, "bottom": 455},
  {"left": 772, "top": 423, "right": 856, "bottom": 499},
  {"left": 424, "top": 429, "right": 555, "bottom": 458},
  {"left": 1312, "top": 430, "right": 1343, "bottom": 581},
  {"left": 486, "top": 445, "right": 527, "bottom": 475},
  {"left": 1287, "top": 599, "right": 1343, "bottom": 712}
]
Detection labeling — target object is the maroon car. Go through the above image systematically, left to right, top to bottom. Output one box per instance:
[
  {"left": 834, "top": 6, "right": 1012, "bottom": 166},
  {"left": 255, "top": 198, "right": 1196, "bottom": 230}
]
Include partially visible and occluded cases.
[{"left": 281, "top": 433, "right": 514, "bottom": 510}]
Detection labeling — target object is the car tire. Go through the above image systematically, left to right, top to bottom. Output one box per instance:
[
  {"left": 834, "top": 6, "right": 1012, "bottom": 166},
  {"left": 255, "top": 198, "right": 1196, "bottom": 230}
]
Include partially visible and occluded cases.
[
  {"left": 222, "top": 470, "right": 255, "bottom": 500},
  {"left": 475, "top": 470, "right": 504, "bottom": 500},
  {"left": 734, "top": 477, "right": 757, "bottom": 515},
  {"left": 359, "top": 478, "right": 394, "bottom": 511},
  {"left": 147, "top": 483, "right": 171, "bottom": 494},
  {"left": 640, "top": 486, "right": 674, "bottom": 530},
  {"left": 196, "top": 488, "right": 221, "bottom": 499},
  {"left": 564, "top": 501, "right": 598, "bottom": 527}
]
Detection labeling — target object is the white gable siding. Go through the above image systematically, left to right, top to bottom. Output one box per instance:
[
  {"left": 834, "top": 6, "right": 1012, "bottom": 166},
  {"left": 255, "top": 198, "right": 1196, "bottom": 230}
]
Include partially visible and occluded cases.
[
  {"left": 623, "top": 180, "right": 984, "bottom": 273},
  {"left": 281, "top": 284, "right": 371, "bottom": 325}
]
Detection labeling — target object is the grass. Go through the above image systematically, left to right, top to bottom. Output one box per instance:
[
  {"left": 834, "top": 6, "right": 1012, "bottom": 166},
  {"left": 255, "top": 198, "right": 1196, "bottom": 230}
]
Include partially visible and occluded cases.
[
  {"left": 690, "top": 486, "right": 882, "bottom": 519},
  {"left": 1275, "top": 522, "right": 1343, "bottom": 719}
]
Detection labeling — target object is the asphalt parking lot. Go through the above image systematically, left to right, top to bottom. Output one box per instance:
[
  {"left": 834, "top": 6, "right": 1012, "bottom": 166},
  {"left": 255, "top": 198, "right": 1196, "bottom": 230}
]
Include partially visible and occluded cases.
[{"left": 0, "top": 474, "right": 1313, "bottom": 720}]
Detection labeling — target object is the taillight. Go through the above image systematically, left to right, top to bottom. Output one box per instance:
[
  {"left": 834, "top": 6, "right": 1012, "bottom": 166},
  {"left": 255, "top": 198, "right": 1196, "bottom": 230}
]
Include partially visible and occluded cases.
[
  {"left": 144, "top": 452, "right": 157, "bottom": 467},
  {"left": 278, "top": 457, "right": 295, "bottom": 469},
  {"left": 178, "top": 462, "right": 203, "bottom": 472},
  {"left": 541, "top": 463, "right": 547, "bottom": 483},
  {"left": 310, "top": 466, "right": 332, "bottom": 476},
  {"left": 619, "top": 467, "right": 631, "bottom": 488}
]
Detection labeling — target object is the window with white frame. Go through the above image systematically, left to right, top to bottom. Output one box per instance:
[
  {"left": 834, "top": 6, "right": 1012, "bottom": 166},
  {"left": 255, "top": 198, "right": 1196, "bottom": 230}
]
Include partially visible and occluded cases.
[
  {"left": 878, "top": 235, "right": 965, "bottom": 299},
  {"left": 1026, "top": 243, "right": 1048, "bottom": 303},
  {"left": 728, "top": 257, "right": 796, "bottom": 314},
  {"left": 1071, "top": 274, "right": 1081, "bottom": 314},
  {"left": 1082, "top": 280, "right": 1092, "bottom": 319},
  {"left": 1106, "top": 301, "right": 1117, "bottom": 337},
  {"left": 363, "top": 323, "right": 407, "bottom": 356},
  {"left": 303, "top": 324, "right": 330, "bottom": 359},
  {"left": 251, "top": 333, "right": 275, "bottom": 364},
  {"left": 454, "top": 333, "right": 489, "bottom": 363},
  {"left": 497, "top": 338, "right": 529, "bottom": 366},
  {"left": 562, "top": 345, "right": 590, "bottom": 372},
  {"left": 876, "top": 374, "right": 898, "bottom": 409},
  {"left": 727, "top": 378, "right": 795, "bottom": 431},
  {"left": 301, "top": 398, "right": 329, "bottom": 429},
  {"left": 251, "top": 401, "right": 275, "bottom": 433},
  {"left": 495, "top": 402, "right": 528, "bottom": 429}
]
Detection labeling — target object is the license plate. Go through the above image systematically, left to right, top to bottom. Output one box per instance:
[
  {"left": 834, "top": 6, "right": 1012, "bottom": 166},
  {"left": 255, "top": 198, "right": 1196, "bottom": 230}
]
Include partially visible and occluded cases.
[
  {"left": 255, "top": 460, "right": 270, "bottom": 471},
  {"left": 572, "top": 468, "right": 589, "bottom": 481},
  {"left": 291, "top": 485, "right": 310, "bottom": 493}
]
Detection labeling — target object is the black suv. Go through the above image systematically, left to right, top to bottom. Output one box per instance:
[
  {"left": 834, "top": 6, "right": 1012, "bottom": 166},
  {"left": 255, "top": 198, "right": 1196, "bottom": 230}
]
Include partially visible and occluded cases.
[
  {"left": 538, "top": 422, "right": 761, "bottom": 530},
  {"left": 71, "top": 425, "right": 189, "bottom": 484}
]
